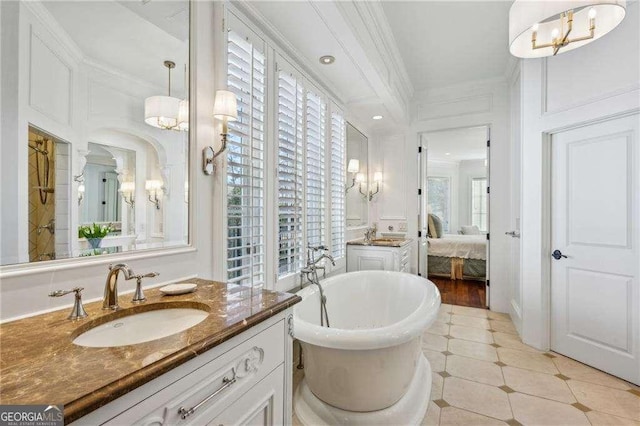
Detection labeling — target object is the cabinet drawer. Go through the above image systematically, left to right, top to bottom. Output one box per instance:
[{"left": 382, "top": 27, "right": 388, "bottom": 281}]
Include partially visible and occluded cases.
[
  {"left": 104, "top": 321, "right": 284, "bottom": 425},
  {"left": 209, "top": 364, "right": 284, "bottom": 426}
]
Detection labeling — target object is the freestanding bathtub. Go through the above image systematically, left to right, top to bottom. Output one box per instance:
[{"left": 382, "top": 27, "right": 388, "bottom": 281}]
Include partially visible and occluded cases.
[{"left": 293, "top": 271, "right": 441, "bottom": 425}]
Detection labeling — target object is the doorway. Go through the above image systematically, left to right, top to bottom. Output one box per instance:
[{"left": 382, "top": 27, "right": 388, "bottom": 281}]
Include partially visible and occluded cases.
[
  {"left": 549, "top": 114, "right": 640, "bottom": 385},
  {"left": 418, "top": 126, "right": 490, "bottom": 308}
]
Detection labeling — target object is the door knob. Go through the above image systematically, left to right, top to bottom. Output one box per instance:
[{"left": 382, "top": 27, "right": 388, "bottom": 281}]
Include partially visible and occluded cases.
[{"left": 552, "top": 250, "right": 568, "bottom": 260}]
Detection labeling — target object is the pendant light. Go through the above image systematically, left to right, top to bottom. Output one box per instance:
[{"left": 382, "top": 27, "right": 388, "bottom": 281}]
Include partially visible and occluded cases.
[
  {"left": 509, "top": 0, "right": 626, "bottom": 58},
  {"left": 145, "top": 60, "right": 181, "bottom": 130}
]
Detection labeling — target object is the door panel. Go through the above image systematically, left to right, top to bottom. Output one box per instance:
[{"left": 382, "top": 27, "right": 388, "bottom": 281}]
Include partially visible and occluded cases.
[{"left": 551, "top": 114, "right": 639, "bottom": 385}]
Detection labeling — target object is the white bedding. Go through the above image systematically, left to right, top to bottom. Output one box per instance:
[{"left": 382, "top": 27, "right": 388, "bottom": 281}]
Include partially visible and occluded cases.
[{"left": 428, "top": 234, "right": 487, "bottom": 260}]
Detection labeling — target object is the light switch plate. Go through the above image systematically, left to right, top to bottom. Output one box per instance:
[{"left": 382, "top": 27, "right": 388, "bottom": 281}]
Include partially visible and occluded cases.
[{"left": 398, "top": 222, "right": 408, "bottom": 232}]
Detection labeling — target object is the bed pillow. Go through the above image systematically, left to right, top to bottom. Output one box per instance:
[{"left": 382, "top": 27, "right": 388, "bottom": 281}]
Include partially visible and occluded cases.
[
  {"left": 428, "top": 214, "right": 443, "bottom": 238},
  {"left": 461, "top": 225, "right": 481, "bottom": 235}
]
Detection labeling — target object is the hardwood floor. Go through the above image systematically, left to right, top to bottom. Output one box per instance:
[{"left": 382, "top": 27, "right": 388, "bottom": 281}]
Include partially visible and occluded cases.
[{"left": 428, "top": 276, "right": 486, "bottom": 308}]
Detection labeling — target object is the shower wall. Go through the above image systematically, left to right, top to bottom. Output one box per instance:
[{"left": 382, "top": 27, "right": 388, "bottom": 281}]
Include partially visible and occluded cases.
[{"left": 28, "top": 129, "right": 56, "bottom": 262}]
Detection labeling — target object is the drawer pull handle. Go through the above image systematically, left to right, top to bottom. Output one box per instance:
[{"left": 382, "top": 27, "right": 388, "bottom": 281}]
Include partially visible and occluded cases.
[{"left": 178, "top": 371, "right": 237, "bottom": 420}]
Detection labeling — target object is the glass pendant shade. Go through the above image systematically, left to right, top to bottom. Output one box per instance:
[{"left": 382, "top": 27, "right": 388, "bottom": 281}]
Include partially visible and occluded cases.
[
  {"left": 509, "top": 0, "right": 626, "bottom": 58},
  {"left": 144, "top": 95, "right": 180, "bottom": 129},
  {"left": 177, "top": 99, "right": 189, "bottom": 131}
]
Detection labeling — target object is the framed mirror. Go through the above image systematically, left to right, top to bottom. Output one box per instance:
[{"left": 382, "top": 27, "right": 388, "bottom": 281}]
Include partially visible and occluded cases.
[
  {"left": 0, "top": 0, "right": 190, "bottom": 266},
  {"left": 345, "top": 123, "right": 369, "bottom": 228}
]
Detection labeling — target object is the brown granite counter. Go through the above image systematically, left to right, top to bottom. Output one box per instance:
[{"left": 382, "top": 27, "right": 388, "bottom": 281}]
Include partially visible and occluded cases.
[
  {"left": 347, "top": 238, "right": 413, "bottom": 247},
  {"left": 0, "top": 279, "right": 300, "bottom": 423}
]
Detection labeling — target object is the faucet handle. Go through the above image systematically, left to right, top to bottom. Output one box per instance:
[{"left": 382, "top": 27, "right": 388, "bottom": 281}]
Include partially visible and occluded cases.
[
  {"left": 131, "top": 272, "right": 159, "bottom": 303},
  {"left": 49, "top": 287, "right": 88, "bottom": 320}
]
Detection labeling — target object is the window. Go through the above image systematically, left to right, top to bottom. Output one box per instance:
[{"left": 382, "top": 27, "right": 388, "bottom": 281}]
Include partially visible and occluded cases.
[
  {"left": 226, "top": 28, "right": 265, "bottom": 287},
  {"left": 277, "top": 70, "right": 304, "bottom": 277},
  {"left": 305, "top": 90, "right": 326, "bottom": 249},
  {"left": 330, "top": 111, "right": 346, "bottom": 259},
  {"left": 427, "top": 177, "right": 450, "bottom": 232},
  {"left": 471, "top": 177, "right": 488, "bottom": 232}
]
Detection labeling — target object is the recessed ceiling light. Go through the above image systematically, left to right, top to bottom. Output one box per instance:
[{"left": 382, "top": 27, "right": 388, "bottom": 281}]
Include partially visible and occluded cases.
[
  {"left": 319, "top": 55, "right": 335, "bottom": 65},
  {"left": 372, "top": 115, "right": 383, "bottom": 120},
  {"left": 445, "top": 152, "right": 451, "bottom": 155}
]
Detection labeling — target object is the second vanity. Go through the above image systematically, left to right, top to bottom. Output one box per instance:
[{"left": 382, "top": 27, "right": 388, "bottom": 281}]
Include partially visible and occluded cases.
[
  {"left": 347, "top": 238, "right": 413, "bottom": 273},
  {"left": 0, "top": 279, "right": 300, "bottom": 425}
]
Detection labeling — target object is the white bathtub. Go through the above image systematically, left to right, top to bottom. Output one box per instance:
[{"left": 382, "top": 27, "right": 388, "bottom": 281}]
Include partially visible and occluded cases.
[{"left": 294, "top": 271, "right": 441, "bottom": 413}]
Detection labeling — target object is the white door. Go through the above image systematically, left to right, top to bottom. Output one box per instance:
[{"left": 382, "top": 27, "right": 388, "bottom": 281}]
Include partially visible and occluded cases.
[{"left": 551, "top": 114, "right": 640, "bottom": 385}]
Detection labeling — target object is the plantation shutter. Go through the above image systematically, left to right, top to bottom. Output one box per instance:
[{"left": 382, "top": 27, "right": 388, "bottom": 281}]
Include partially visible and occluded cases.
[
  {"left": 226, "top": 27, "right": 265, "bottom": 287},
  {"left": 277, "top": 70, "right": 304, "bottom": 277},
  {"left": 305, "top": 90, "right": 326, "bottom": 249},
  {"left": 330, "top": 110, "right": 346, "bottom": 259}
]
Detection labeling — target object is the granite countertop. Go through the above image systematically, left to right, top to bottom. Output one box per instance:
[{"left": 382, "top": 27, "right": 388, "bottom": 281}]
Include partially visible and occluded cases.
[
  {"left": 347, "top": 238, "right": 413, "bottom": 247},
  {"left": 0, "top": 279, "right": 300, "bottom": 423}
]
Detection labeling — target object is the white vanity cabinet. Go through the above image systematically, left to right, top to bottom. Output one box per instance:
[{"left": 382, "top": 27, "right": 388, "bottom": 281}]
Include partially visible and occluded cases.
[
  {"left": 347, "top": 241, "right": 412, "bottom": 273},
  {"left": 73, "top": 310, "right": 293, "bottom": 426}
]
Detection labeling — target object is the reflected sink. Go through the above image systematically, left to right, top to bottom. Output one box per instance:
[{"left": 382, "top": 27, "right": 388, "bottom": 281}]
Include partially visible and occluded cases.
[{"left": 73, "top": 308, "right": 209, "bottom": 348}]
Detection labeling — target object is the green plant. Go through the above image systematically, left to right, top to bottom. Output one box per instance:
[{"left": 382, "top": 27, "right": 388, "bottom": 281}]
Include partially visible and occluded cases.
[{"left": 78, "top": 223, "right": 113, "bottom": 239}]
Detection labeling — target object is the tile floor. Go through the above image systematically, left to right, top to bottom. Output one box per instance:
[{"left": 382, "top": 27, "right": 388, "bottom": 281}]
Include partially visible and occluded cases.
[{"left": 293, "top": 304, "right": 640, "bottom": 425}]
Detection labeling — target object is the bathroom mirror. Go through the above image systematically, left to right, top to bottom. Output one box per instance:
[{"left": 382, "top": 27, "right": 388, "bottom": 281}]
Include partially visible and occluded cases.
[
  {"left": 0, "top": 0, "right": 190, "bottom": 266},
  {"left": 345, "top": 123, "right": 369, "bottom": 228}
]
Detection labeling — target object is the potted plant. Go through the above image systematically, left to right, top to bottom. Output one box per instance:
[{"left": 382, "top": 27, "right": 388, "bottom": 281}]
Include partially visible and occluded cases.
[{"left": 79, "top": 223, "right": 113, "bottom": 249}]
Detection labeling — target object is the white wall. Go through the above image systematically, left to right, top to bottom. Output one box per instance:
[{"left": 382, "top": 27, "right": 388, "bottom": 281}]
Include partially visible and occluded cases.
[
  {"left": 0, "top": 1, "right": 218, "bottom": 321},
  {"left": 518, "top": 2, "right": 640, "bottom": 349},
  {"left": 458, "top": 159, "right": 486, "bottom": 230}
]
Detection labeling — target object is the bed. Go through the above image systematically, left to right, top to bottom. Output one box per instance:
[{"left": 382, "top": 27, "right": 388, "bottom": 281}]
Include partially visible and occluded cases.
[{"left": 427, "top": 234, "right": 487, "bottom": 281}]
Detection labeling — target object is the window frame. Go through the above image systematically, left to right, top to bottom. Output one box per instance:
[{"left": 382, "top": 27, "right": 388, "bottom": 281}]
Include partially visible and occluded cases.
[
  {"left": 426, "top": 176, "right": 452, "bottom": 233},
  {"left": 470, "top": 176, "right": 488, "bottom": 233}
]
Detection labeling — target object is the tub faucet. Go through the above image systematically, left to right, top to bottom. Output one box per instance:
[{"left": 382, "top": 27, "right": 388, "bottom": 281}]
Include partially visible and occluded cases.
[{"left": 300, "top": 245, "right": 333, "bottom": 328}]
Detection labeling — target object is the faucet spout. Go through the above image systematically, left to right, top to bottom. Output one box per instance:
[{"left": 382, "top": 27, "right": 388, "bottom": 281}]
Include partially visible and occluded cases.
[{"left": 103, "top": 263, "right": 134, "bottom": 310}]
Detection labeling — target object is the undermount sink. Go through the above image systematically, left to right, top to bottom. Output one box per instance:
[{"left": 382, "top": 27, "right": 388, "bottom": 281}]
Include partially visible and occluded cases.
[{"left": 73, "top": 307, "right": 209, "bottom": 348}]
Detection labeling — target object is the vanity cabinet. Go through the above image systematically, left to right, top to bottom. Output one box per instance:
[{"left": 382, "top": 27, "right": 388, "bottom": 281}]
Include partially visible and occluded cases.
[
  {"left": 347, "top": 241, "right": 412, "bottom": 273},
  {"left": 73, "top": 311, "right": 293, "bottom": 426}
]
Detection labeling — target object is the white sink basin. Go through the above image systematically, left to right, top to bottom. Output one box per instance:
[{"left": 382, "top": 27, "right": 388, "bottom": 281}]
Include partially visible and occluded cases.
[{"left": 73, "top": 308, "right": 209, "bottom": 348}]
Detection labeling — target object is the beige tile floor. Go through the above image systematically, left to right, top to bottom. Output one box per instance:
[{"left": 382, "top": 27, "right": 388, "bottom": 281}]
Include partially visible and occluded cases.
[{"left": 293, "top": 304, "right": 640, "bottom": 425}]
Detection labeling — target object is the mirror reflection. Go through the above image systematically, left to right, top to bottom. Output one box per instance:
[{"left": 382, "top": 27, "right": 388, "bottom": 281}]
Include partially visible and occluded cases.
[
  {"left": 1, "top": 0, "right": 190, "bottom": 266},
  {"left": 345, "top": 123, "right": 369, "bottom": 227}
]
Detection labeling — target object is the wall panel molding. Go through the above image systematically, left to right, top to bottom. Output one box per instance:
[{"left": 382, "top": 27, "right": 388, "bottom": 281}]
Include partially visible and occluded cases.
[{"left": 416, "top": 94, "right": 493, "bottom": 121}]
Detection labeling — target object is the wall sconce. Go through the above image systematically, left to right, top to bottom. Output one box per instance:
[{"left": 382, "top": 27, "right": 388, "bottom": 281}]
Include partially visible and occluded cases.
[
  {"left": 203, "top": 90, "right": 238, "bottom": 175},
  {"left": 345, "top": 159, "right": 360, "bottom": 193},
  {"left": 359, "top": 171, "right": 382, "bottom": 201},
  {"left": 145, "top": 180, "right": 163, "bottom": 210},
  {"left": 119, "top": 181, "right": 135, "bottom": 207},
  {"left": 184, "top": 181, "right": 189, "bottom": 204},
  {"left": 77, "top": 183, "right": 85, "bottom": 206}
]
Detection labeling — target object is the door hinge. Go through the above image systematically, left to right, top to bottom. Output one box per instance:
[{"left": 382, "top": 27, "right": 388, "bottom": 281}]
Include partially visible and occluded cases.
[
  {"left": 487, "top": 140, "right": 491, "bottom": 147},
  {"left": 418, "top": 146, "right": 422, "bottom": 153},
  {"left": 487, "top": 186, "right": 490, "bottom": 194},
  {"left": 418, "top": 188, "right": 422, "bottom": 195},
  {"left": 418, "top": 231, "right": 422, "bottom": 238},
  {"left": 486, "top": 233, "right": 490, "bottom": 240},
  {"left": 486, "top": 279, "right": 490, "bottom": 287}
]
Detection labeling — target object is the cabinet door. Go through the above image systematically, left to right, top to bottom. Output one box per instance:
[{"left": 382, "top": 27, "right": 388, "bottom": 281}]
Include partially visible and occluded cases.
[{"left": 208, "top": 365, "right": 284, "bottom": 426}]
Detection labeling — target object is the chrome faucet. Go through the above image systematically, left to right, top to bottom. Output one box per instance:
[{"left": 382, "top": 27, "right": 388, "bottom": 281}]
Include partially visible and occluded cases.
[
  {"left": 363, "top": 223, "right": 377, "bottom": 244},
  {"left": 300, "top": 245, "right": 334, "bottom": 328},
  {"left": 103, "top": 264, "right": 135, "bottom": 310}
]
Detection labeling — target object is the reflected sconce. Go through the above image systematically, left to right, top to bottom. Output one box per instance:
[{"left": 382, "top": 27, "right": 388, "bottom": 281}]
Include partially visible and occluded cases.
[
  {"left": 509, "top": 0, "right": 626, "bottom": 58},
  {"left": 144, "top": 60, "right": 188, "bottom": 131},
  {"left": 203, "top": 90, "right": 238, "bottom": 175},
  {"left": 345, "top": 159, "right": 360, "bottom": 193},
  {"left": 360, "top": 172, "right": 382, "bottom": 201},
  {"left": 145, "top": 180, "right": 163, "bottom": 210},
  {"left": 119, "top": 181, "right": 135, "bottom": 207},
  {"left": 184, "top": 181, "right": 189, "bottom": 204},
  {"left": 77, "top": 183, "right": 85, "bottom": 206}
]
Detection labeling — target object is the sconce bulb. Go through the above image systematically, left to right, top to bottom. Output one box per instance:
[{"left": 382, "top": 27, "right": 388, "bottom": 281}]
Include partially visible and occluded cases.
[
  {"left": 588, "top": 7, "right": 597, "bottom": 19},
  {"left": 532, "top": 23, "right": 539, "bottom": 32},
  {"left": 551, "top": 28, "right": 560, "bottom": 39}
]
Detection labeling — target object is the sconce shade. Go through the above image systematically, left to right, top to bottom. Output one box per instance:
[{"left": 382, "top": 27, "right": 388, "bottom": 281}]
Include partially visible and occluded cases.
[
  {"left": 509, "top": 0, "right": 626, "bottom": 58},
  {"left": 213, "top": 90, "right": 238, "bottom": 121},
  {"left": 145, "top": 95, "right": 180, "bottom": 129},
  {"left": 347, "top": 159, "right": 360, "bottom": 174},
  {"left": 373, "top": 171, "right": 383, "bottom": 183},
  {"left": 355, "top": 173, "right": 366, "bottom": 183},
  {"left": 145, "top": 180, "right": 163, "bottom": 192},
  {"left": 120, "top": 181, "right": 135, "bottom": 193},
  {"left": 78, "top": 184, "right": 85, "bottom": 194}
]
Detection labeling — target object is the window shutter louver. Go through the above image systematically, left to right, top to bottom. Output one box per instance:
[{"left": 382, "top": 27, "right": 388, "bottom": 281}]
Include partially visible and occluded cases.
[
  {"left": 226, "top": 29, "right": 265, "bottom": 288},
  {"left": 277, "top": 71, "right": 304, "bottom": 277},
  {"left": 305, "top": 91, "right": 326, "bottom": 249},
  {"left": 330, "top": 111, "right": 346, "bottom": 259}
]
